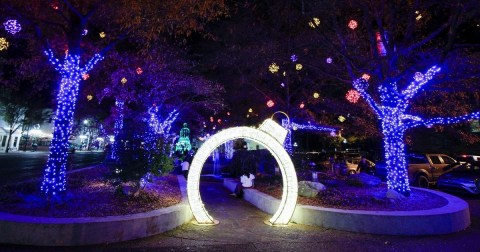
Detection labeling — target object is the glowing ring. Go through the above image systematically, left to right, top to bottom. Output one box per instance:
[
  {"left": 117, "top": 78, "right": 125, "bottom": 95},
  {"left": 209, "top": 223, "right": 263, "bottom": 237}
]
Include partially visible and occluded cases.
[{"left": 187, "top": 120, "right": 298, "bottom": 226}]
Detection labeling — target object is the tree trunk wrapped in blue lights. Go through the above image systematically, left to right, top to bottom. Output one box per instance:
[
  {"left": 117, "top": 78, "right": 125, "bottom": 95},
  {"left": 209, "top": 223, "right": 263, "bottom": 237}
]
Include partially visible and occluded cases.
[
  {"left": 41, "top": 50, "right": 103, "bottom": 197},
  {"left": 353, "top": 66, "right": 480, "bottom": 196}
]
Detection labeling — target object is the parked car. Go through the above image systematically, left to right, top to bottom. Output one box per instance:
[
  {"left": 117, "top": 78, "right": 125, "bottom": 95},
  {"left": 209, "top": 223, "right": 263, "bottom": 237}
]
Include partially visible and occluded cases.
[
  {"left": 374, "top": 154, "right": 462, "bottom": 188},
  {"left": 456, "top": 155, "right": 480, "bottom": 169},
  {"left": 335, "top": 157, "right": 375, "bottom": 175},
  {"left": 437, "top": 165, "right": 480, "bottom": 196}
]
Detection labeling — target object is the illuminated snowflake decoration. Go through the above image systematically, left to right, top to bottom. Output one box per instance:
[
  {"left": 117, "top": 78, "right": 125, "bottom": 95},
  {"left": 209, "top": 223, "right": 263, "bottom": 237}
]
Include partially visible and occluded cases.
[
  {"left": 3, "top": 20, "right": 21, "bottom": 35},
  {"left": 348, "top": 20, "right": 358, "bottom": 30},
  {"left": 82, "top": 29, "right": 88, "bottom": 36},
  {"left": 99, "top": 32, "right": 106, "bottom": 38},
  {"left": 0, "top": 38, "right": 9, "bottom": 50},
  {"left": 290, "top": 54, "right": 298, "bottom": 62},
  {"left": 326, "top": 57, "right": 333, "bottom": 64},
  {"left": 269, "top": 63, "right": 280, "bottom": 73},
  {"left": 295, "top": 64, "right": 303, "bottom": 70},
  {"left": 136, "top": 67, "right": 143, "bottom": 75},
  {"left": 414, "top": 72, "right": 424, "bottom": 82},
  {"left": 362, "top": 73, "right": 370, "bottom": 81},
  {"left": 121, "top": 77, "right": 127, "bottom": 84},
  {"left": 346, "top": 89, "right": 361, "bottom": 103},
  {"left": 313, "top": 92, "right": 320, "bottom": 99},
  {"left": 87, "top": 95, "right": 93, "bottom": 101},
  {"left": 267, "top": 100, "right": 275, "bottom": 108},
  {"left": 338, "top": 115, "right": 346, "bottom": 122}
]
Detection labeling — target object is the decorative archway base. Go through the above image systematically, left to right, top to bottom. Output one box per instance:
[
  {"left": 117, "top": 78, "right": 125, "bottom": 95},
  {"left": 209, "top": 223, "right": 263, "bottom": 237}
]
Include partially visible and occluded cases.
[{"left": 187, "top": 119, "right": 298, "bottom": 226}]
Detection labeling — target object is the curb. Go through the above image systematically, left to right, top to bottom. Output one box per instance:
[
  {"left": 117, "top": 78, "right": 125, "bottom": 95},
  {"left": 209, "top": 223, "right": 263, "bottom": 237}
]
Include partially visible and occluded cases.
[
  {"left": 0, "top": 176, "right": 193, "bottom": 246},
  {"left": 224, "top": 178, "right": 470, "bottom": 236}
]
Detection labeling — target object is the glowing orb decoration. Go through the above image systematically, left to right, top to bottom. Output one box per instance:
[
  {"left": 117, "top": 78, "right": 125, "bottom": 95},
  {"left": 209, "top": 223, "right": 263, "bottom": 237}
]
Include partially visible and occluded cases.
[
  {"left": 50, "top": 3, "right": 59, "bottom": 10},
  {"left": 416, "top": 14, "right": 422, "bottom": 21},
  {"left": 313, "top": 17, "right": 321, "bottom": 26},
  {"left": 348, "top": 19, "right": 358, "bottom": 30},
  {"left": 3, "top": 20, "right": 21, "bottom": 35},
  {"left": 308, "top": 21, "right": 315, "bottom": 28},
  {"left": 82, "top": 29, "right": 88, "bottom": 36},
  {"left": 99, "top": 32, "right": 106, "bottom": 38},
  {"left": 0, "top": 38, "right": 9, "bottom": 50},
  {"left": 290, "top": 54, "right": 298, "bottom": 62},
  {"left": 326, "top": 57, "right": 332, "bottom": 64},
  {"left": 269, "top": 63, "right": 280, "bottom": 73},
  {"left": 295, "top": 64, "right": 303, "bottom": 70},
  {"left": 136, "top": 67, "right": 143, "bottom": 75},
  {"left": 282, "top": 71, "right": 286, "bottom": 76},
  {"left": 414, "top": 72, "right": 424, "bottom": 82},
  {"left": 82, "top": 73, "right": 90, "bottom": 80},
  {"left": 362, "top": 73, "right": 370, "bottom": 81},
  {"left": 121, "top": 77, "right": 127, "bottom": 84},
  {"left": 281, "top": 82, "right": 285, "bottom": 87},
  {"left": 345, "top": 89, "right": 361, "bottom": 103},
  {"left": 313, "top": 92, "right": 320, "bottom": 99},
  {"left": 87, "top": 95, "right": 93, "bottom": 101},
  {"left": 267, "top": 99, "right": 275, "bottom": 108},
  {"left": 299, "top": 102, "right": 305, "bottom": 109},
  {"left": 248, "top": 108, "right": 253, "bottom": 113},
  {"left": 227, "top": 112, "right": 231, "bottom": 116},
  {"left": 338, "top": 115, "right": 346, "bottom": 122},
  {"left": 210, "top": 116, "right": 214, "bottom": 122},
  {"left": 187, "top": 119, "right": 298, "bottom": 225},
  {"left": 217, "top": 119, "right": 222, "bottom": 124},
  {"left": 330, "top": 131, "right": 336, "bottom": 137}
]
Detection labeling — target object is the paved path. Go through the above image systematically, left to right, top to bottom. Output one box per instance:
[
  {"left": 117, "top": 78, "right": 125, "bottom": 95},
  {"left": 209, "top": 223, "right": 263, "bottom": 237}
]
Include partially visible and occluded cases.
[{"left": 2, "top": 180, "right": 480, "bottom": 251}]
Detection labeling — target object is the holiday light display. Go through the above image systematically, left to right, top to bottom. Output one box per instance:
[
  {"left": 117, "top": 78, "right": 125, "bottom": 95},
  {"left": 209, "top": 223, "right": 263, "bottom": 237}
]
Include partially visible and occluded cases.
[
  {"left": 308, "top": 17, "right": 320, "bottom": 28},
  {"left": 3, "top": 20, "right": 21, "bottom": 35},
  {"left": 348, "top": 20, "right": 358, "bottom": 30},
  {"left": 82, "top": 29, "right": 88, "bottom": 36},
  {"left": 99, "top": 32, "right": 106, "bottom": 38},
  {"left": 375, "top": 32, "right": 388, "bottom": 56},
  {"left": 0, "top": 37, "right": 9, "bottom": 50},
  {"left": 41, "top": 49, "right": 104, "bottom": 196},
  {"left": 290, "top": 54, "right": 298, "bottom": 62},
  {"left": 326, "top": 57, "right": 332, "bottom": 64},
  {"left": 269, "top": 63, "right": 280, "bottom": 73},
  {"left": 295, "top": 64, "right": 303, "bottom": 70},
  {"left": 351, "top": 65, "right": 480, "bottom": 196},
  {"left": 136, "top": 67, "right": 143, "bottom": 75},
  {"left": 82, "top": 73, "right": 89, "bottom": 80},
  {"left": 362, "top": 73, "right": 370, "bottom": 81},
  {"left": 121, "top": 77, "right": 127, "bottom": 84},
  {"left": 346, "top": 89, "right": 361, "bottom": 103},
  {"left": 313, "top": 92, "right": 320, "bottom": 99},
  {"left": 87, "top": 94, "right": 93, "bottom": 101},
  {"left": 110, "top": 99, "right": 124, "bottom": 162},
  {"left": 267, "top": 100, "right": 275, "bottom": 108},
  {"left": 299, "top": 102, "right": 305, "bottom": 109},
  {"left": 147, "top": 106, "right": 179, "bottom": 135},
  {"left": 248, "top": 108, "right": 253, "bottom": 113},
  {"left": 338, "top": 115, "right": 346, "bottom": 122},
  {"left": 188, "top": 119, "right": 297, "bottom": 225},
  {"left": 281, "top": 119, "right": 336, "bottom": 154},
  {"left": 175, "top": 123, "right": 192, "bottom": 152}
]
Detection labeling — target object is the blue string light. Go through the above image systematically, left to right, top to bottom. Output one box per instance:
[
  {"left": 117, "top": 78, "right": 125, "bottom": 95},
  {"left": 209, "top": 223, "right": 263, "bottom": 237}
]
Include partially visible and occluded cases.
[
  {"left": 41, "top": 50, "right": 104, "bottom": 197},
  {"left": 352, "top": 65, "right": 480, "bottom": 196},
  {"left": 110, "top": 99, "right": 125, "bottom": 162},
  {"left": 281, "top": 119, "right": 336, "bottom": 154}
]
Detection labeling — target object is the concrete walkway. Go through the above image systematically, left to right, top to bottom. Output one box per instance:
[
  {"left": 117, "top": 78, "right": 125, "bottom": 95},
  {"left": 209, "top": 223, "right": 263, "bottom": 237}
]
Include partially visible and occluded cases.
[{"left": 2, "top": 180, "right": 480, "bottom": 251}]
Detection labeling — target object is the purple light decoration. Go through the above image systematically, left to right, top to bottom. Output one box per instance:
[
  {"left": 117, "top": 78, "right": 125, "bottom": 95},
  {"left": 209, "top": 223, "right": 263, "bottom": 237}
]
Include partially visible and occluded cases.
[
  {"left": 3, "top": 19, "right": 21, "bottom": 35},
  {"left": 41, "top": 49, "right": 104, "bottom": 197},
  {"left": 290, "top": 54, "right": 298, "bottom": 62},
  {"left": 352, "top": 65, "right": 480, "bottom": 196},
  {"left": 110, "top": 99, "right": 125, "bottom": 162},
  {"left": 147, "top": 106, "right": 179, "bottom": 135},
  {"left": 282, "top": 119, "right": 336, "bottom": 154}
]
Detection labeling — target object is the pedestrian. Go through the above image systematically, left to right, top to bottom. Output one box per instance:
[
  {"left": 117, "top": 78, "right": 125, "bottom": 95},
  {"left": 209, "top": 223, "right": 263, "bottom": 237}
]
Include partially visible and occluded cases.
[
  {"left": 31, "top": 143, "right": 38, "bottom": 152},
  {"left": 358, "top": 156, "right": 373, "bottom": 175},
  {"left": 181, "top": 158, "right": 190, "bottom": 179},
  {"left": 231, "top": 171, "right": 255, "bottom": 198}
]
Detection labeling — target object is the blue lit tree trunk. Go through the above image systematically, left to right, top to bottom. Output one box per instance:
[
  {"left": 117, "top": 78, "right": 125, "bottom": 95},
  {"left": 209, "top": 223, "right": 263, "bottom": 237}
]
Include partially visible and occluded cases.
[
  {"left": 41, "top": 51, "right": 103, "bottom": 197},
  {"left": 352, "top": 66, "right": 480, "bottom": 196},
  {"left": 110, "top": 99, "right": 125, "bottom": 162}
]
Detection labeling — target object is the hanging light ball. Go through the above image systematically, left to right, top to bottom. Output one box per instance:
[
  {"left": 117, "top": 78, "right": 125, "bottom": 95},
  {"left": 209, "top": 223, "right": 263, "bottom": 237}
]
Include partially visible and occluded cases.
[
  {"left": 348, "top": 19, "right": 358, "bottom": 30},
  {"left": 3, "top": 20, "right": 21, "bottom": 35},
  {"left": 82, "top": 29, "right": 88, "bottom": 36},
  {"left": 99, "top": 32, "right": 106, "bottom": 38},
  {"left": 0, "top": 38, "right": 9, "bottom": 51},
  {"left": 290, "top": 54, "right": 298, "bottom": 62},
  {"left": 326, "top": 57, "right": 333, "bottom": 64},
  {"left": 268, "top": 63, "right": 280, "bottom": 73},
  {"left": 295, "top": 64, "right": 303, "bottom": 70},
  {"left": 136, "top": 67, "right": 143, "bottom": 75},
  {"left": 414, "top": 72, "right": 424, "bottom": 82},
  {"left": 82, "top": 73, "right": 90, "bottom": 80},
  {"left": 362, "top": 73, "right": 370, "bottom": 81},
  {"left": 121, "top": 77, "right": 127, "bottom": 84},
  {"left": 346, "top": 89, "right": 361, "bottom": 103},
  {"left": 313, "top": 92, "right": 320, "bottom": 99},
  {"left": 87, "top": 95, "right": 93, "bottom": 101},
  {"left": 267, "top": 100, "right": 275, "bottom": 108},
  {"left": 299, "top": 102, "right": 305, "bottom": 109},
  {"left": 248, "top": 108, "right": 253, "bottom": 113},
  {"left": 338, "top": 115, "right": 346, "bottom": 122},
  {"left": 210, "top": 116, "right": 214, "bottom": 122},
  {"left": 330, "top": 131, "right": 336, "bottom": 137}
]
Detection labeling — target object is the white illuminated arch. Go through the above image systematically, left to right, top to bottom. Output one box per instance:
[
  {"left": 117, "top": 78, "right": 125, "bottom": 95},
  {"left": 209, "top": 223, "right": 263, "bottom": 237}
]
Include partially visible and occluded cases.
[{"left": 187, "top": 119, "right": 298, "bottom": 226}]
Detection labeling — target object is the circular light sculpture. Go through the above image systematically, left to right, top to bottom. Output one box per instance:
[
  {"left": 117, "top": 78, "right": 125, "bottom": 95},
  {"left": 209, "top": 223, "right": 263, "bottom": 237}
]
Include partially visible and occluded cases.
[{"left": 187, "top": 119, "right": 298, "bottom": 226}]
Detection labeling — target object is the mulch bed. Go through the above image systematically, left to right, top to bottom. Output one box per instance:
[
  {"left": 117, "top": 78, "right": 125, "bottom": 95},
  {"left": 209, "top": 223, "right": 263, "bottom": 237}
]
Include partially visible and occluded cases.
[
  {"left": 0, "top": 166, "right": 182, "bottom": 218},
  {"left": 254, "top": 172, "right": 449, "bottom": 211}
]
